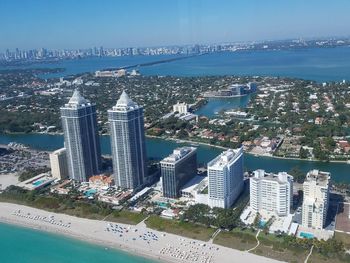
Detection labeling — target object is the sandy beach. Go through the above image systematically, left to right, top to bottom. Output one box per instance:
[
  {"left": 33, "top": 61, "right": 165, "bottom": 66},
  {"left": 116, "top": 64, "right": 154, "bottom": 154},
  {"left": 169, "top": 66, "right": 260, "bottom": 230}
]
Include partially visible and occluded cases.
[
  {"left": 0, "top": 173, "right": 19, "bottom": 191},
  {"left": 0, "top": 202, "right": 282, "bottom": 263}
]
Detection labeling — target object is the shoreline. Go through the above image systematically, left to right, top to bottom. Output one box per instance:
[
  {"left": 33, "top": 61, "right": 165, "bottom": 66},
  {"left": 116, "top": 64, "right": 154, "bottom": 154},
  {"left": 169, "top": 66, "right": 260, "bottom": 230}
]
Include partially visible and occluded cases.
[
  {"left": 1, "top": 132, "right": 349, "bottom": 164},
  {"left": 146, "top": 135, "right": 350, "bottom": 164},
  {"left": 0, "top": 202, "right": 281, "bottom": 263},
  {"left": 0, "top": 218, "right": 165, "bottom": 263}
]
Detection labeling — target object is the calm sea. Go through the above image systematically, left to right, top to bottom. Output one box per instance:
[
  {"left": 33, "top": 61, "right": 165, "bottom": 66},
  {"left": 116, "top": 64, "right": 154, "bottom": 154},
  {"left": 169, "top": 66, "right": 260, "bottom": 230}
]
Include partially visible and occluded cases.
[
  {"left": 1, "top": 47, "right": 350, "bottom": 82},
  {"left": 141, "top": 47, "right": 350, "bottom": 82},
  {"left": 0, "top": 223, "right": 154, "bottom": 263}
]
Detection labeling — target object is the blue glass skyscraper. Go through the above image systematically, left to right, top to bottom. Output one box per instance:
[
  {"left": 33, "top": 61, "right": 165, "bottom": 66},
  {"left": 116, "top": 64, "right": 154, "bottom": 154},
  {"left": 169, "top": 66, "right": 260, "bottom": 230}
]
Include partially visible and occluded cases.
[
  {"left": 60, "top": 90, "right": 101, "bottom": 182},
  {"left": 108, "top": 91, "right": 147, "bottom": 191},
  {"left": 161, "top": 147, "right": 197, "bottom": 198}
]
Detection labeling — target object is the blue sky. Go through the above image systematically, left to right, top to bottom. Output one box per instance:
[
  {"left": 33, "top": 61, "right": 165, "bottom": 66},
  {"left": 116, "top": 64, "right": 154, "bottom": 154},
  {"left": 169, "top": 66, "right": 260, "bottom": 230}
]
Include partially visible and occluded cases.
[{"left": 0, "top": 0, "right": 349, "bottom": 50}]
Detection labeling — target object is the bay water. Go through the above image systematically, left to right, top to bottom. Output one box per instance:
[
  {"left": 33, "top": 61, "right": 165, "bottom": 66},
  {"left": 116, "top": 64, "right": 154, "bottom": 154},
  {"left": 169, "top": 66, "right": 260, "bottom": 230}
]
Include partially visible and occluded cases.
[{"left": 0, "top": 133, "right": 349, "bottom": 183}]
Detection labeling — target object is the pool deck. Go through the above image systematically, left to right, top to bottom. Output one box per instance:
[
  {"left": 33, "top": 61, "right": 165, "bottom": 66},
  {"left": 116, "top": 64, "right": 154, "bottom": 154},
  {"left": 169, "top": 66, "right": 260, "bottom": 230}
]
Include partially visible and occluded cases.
[{"left": 296, "top": 225, "right": 333, "bottom": 240}]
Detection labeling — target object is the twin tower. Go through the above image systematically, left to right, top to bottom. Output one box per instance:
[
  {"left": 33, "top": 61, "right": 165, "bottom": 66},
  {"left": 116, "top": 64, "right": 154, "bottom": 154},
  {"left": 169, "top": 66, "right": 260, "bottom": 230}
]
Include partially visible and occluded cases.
[{"left": 60, "top": 90, "right": 147, "bottom": 191}]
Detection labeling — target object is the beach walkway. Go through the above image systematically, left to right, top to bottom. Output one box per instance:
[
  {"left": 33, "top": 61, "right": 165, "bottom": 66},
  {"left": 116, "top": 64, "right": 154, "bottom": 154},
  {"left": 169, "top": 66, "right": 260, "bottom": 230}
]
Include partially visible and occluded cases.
[{"left": 246, "top": 229, "right": 261, "bottom": 252}]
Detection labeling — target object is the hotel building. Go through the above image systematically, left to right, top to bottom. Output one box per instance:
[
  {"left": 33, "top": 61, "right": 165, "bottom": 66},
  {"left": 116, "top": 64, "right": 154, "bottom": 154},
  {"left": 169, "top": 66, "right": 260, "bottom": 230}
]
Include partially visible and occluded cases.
[
  {"left": 60, "top": 90, "right": 101, "bottom": 182},
  {"left": 108, "top": 91, "right": 147, "bottom": 191},
  {"left": 161, "top": 147, "right": 197, "bottom": 198},
  {"left": 208, "top": 147, "right": 244, "bottom": 208},
  {"left": 49, "top": 148, "right": 69, "bottom": 180},
  {"left": 250, "top": 170, "right": 293, "bottom": 217},
  {"left": 302, "top": 170, "right": 330, "bottom": 229}
]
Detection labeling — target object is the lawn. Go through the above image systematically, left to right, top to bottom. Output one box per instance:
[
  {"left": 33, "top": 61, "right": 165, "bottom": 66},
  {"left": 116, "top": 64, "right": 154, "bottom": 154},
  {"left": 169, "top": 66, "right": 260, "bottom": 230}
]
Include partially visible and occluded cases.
[
  {"left": 105, "top": 210, "right": 147, "bottom": 225},
  {"left": 145, "top": 215, "right": 215, "bottom": 241},
  {"left": 213, "top": 228, "right": 257, "bottom": 251},
  {"left": 334, "top": 232, "right": 350, "bottom": 249},
  {"left": 252, "top": 233, "right": 309, "bottom": 263},
  {"left": 308, "top": 252, "right": 350, "bottom": 263}
]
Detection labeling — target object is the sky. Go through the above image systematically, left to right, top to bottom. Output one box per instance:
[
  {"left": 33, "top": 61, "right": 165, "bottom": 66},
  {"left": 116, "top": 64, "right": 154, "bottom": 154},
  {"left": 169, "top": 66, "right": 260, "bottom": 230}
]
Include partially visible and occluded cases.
[{"left": 0, "top": 0, "right": 349, "bottom": 51}]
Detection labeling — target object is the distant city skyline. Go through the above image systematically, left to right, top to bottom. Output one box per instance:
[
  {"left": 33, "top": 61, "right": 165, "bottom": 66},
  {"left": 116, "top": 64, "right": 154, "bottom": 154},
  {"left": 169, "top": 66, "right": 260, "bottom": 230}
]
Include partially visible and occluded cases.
[{"left": 0, "top": 0, "right": 350, "bottom": 51}]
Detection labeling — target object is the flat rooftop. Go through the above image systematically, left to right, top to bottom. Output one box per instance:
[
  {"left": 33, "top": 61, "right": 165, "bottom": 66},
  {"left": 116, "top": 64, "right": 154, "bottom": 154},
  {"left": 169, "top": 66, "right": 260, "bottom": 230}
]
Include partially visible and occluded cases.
[
  {"left": 161, "top": 147, "right": 196, "bottom": 164},
  {"left": 208, "top": 147, "right": 242, "bottom": 169},
  {"left": 252, "top": 169, "right": 293, "bottom": 184},
  {"left": 306, "top": 169, "right": 330, "bottom": 187},
  {"left": 17, "top": 173, "right": 55, "bottom": 190},
  {"left": 180, "top": 175, "right": 207, "bottom": 194}
]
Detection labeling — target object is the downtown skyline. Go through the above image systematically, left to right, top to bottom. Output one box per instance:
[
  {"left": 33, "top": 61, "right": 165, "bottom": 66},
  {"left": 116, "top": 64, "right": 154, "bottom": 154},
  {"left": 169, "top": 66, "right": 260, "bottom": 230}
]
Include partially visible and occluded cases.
[
  {"left": 0, "top": 0, "right": 350, "bottom": 51},
  {"left": 1, "top": 37, "right": 349, "bottom": 62}
]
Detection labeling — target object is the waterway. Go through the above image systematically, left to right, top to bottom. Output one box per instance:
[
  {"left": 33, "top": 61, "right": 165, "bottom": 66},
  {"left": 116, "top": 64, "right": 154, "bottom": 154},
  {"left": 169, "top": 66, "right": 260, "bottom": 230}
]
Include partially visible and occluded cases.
[
  {"left": 1, "top": 47, "right": 350, "bottom": 82},
  {"left": 141, "top": 47, "right": 350, "bottom": 82},
  {"left": 196, "top": 95, "right": 251, "bottom": 118},
  {"left": 0, "top": 133, "right": 349, "bottom": 183},
  {"left": 0, "top": 222, "right": 154, "bottom": 263}
]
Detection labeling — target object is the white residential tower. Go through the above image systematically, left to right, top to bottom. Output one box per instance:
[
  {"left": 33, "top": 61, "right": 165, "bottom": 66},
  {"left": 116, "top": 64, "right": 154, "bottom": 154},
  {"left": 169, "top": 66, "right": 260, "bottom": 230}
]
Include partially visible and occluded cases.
[{"left": 207, "top": 147, "right": 244, "bottom": 209}]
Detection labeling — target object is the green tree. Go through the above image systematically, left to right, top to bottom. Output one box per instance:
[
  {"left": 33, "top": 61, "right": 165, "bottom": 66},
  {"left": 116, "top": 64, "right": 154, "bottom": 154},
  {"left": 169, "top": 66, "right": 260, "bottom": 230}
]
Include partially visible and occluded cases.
[
  {"left": 299, "top": 147, "right": 309, "bottom": 159},
  {"left": 288, "top": 166, "right": 306, "bottom": 183}
]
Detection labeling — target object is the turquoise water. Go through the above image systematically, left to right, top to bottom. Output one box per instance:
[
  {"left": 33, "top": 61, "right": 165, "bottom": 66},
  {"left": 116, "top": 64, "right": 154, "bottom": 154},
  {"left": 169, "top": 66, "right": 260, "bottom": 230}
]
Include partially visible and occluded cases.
[
  {"left": 1, "top": 47, "right": 350, "bottom": 82},
  {"left": 0, "top": 133, "right": 349, "bottom": 183},
  {"left": 32, "top": 180, "right": 44, "bottom": 186},
  {"left": 85, "top": 188, "right": 97, "bottom": 197},
  {"left": 259, "top": 220, "right": 266, "bottom": 228},
  {"left": 0, "top": 223, "right": 155, "bottom": 263},
  {"left": 300, "top": 232, "right": 314, "bottom": 239}
]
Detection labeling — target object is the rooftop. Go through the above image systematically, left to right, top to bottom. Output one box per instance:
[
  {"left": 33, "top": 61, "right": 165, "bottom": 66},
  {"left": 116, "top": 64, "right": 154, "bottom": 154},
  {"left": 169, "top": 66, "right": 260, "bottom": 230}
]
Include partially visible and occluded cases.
[
  {"left": 62, "top": 89, "right": 91, "bottom": 109},
  {"left": 110, "top": 90, "right": 140, "bottom": 112},
  {"left": 117, "top": 90, "right": 135, "bottom": 107},
  {"left": 51, "top": 147, "right": 66, "bottom": 155},
  {"left": 161, "top": 147, "right": 196, "bottom": 164},
  {"left": 208, "top": 147, "right": 243, "bottom": 169},
  {"left": 252, "top": 169, "right": 293, "bottom": 184},
  {"left": 305, "top": 169, "right": 330, "bottom": 187},
  {"left": 89, "top": 175, "right": 114, "bottom": 185},
  {"left": 180, "top": 175, "right": 208, "bottom": 195}
]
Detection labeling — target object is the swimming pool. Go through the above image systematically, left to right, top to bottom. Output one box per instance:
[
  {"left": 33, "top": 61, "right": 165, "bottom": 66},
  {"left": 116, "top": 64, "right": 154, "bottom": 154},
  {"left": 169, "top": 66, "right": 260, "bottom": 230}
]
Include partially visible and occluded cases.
[
  {"left": 32, "top": 180, "right": 45, "bottom": 186},
  {"left": 85, "top": 189, "right": 97, "bottom": 197},
  {"left": 259, "top": 220, "right": 266, "bottom": 228},
  {"left": 300, "top": 232, "right": 314, "bottom": 239}
]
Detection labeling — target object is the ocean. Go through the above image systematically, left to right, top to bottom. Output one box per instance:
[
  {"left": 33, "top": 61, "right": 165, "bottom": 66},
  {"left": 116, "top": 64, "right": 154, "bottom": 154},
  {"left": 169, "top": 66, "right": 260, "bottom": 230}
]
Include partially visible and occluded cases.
[{"left": 0, "top": 222, "right": 154, "bottom": 263}]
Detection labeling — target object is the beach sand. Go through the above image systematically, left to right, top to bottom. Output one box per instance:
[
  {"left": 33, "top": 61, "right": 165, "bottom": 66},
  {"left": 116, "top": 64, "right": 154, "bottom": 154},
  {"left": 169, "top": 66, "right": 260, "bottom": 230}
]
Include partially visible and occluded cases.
[
  {"left": 0, "top": 173, "right": 19, "bottom": 191},
  {"left": 0, "top": 202, "right": 282, "bottom": 263}
]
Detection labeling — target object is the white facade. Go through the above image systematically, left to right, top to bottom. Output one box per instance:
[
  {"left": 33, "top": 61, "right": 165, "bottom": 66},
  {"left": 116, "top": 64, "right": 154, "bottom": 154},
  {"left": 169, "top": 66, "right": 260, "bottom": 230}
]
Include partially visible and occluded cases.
[
  {"left": 173, "top": 102, "right": 189, "bottom": 114},
  {"left": 208, "top": 147, "right": 244, "bottom": 208},
  {"left": 49, "top": 148, "right": 69, "bottom": 180},
  {"left": 250, "top": 170, "right": 293, "bottom": 217},
  {"left": 302, "top": 170, "right": 330, "bottom": 230}
]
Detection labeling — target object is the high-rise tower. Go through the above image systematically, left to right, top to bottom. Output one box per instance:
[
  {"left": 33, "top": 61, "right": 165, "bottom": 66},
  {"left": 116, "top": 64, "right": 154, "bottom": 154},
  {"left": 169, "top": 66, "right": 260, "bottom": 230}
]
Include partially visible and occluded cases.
[
  {"left": 60, "top": 90, "right": 101, "bottom": 182},
  {"left": 108, "top": 91, "right": 147, "bottom": 191},
  {"left": 161, "top": 147, "right": 197, "bottom": 198},
  {"left": 208, "top": 147, "right": 244, "bottom": 209},
  {"left": 302, "top": 170, "right": 330, "bottom": 229}
]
